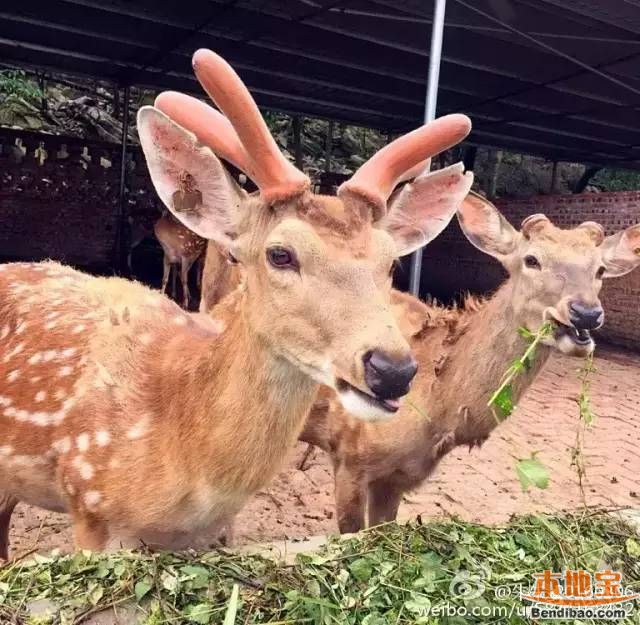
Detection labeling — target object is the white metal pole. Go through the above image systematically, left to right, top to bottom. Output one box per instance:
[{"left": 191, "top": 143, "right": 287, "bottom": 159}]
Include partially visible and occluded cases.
[{"left": 409, "top": 0, "right": 447, "bottom": 296}]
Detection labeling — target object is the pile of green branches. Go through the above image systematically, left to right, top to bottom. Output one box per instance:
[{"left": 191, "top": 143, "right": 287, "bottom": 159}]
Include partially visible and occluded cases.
[{"left": 1, "top": 511, "right": 638, "bottom": 624}]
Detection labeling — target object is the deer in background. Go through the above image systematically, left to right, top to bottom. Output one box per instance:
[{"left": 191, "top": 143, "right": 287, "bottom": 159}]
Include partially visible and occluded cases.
[
  {"left": 0, "top": 49, "right": 474, "bottom": 557},
  {"left": 300, "top": 195, "right": 640, "bottom": 533},
  {"left": 154, "top": 212, "right": 206, "bottom": 309}
]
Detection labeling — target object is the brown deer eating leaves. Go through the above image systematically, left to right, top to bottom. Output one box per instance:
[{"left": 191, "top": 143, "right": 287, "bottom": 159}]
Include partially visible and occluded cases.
[
  {"left": 0, "top": 49, "right": 474, "bottom": 556},
  {"left": 300, "top": 194, "right": 640, "bottom": 533}
]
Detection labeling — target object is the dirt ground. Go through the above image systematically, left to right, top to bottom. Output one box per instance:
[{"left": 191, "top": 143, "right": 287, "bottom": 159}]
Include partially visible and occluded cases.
[{"left": 7, "top": 345, "right": 640, "bottom": 559}]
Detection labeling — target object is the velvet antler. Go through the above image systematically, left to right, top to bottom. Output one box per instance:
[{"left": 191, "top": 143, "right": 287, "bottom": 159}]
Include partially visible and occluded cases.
[
  {"left": 191, "top": 49, "right": 310, "bottom": 204},
  {"left": 154, "top": 91, "right": 253, "bottom": 176},
  {"left": 339, "top": 115, "right": 471, "bottom": 218}
]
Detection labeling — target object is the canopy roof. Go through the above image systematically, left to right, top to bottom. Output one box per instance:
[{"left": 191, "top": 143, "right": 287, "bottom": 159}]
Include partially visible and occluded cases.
[{"left": 2, "top": 0, "right": 640, "bottom": 168}]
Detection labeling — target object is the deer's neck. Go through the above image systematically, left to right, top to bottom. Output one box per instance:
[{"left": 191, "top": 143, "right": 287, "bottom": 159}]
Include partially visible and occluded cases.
[
  {"left": 431, "top": 280, "right": 551, "bottom": 445},
  {"left": 154, "top": 295, "right": 316, "bottom": 496}
]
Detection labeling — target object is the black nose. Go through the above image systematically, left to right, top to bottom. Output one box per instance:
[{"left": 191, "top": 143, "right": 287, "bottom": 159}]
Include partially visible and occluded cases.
[
  {"left": 569, "top": 301, "right": 604, "bottom": 331},
  {"left": 363, "top": 350, "right": 417, "bottom": 399}
]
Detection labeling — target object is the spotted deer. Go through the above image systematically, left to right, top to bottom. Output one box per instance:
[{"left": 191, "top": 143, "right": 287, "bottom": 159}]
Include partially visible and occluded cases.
[
  {"left": 0, "top": 49, "right": 474, "bottom": 557},
  {"left": 299, "top": 195, "right": 640, "bottom": 533},
  {"left": 154, "top": 211, "right": 206, "bottom": 308}
]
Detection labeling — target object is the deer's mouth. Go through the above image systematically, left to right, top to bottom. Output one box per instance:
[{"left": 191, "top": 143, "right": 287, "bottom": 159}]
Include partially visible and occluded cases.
[
  {"left": 554, "top": 322, "right": 592, "bottom": 347},
  {"left": 335, "top": 378, "right": 402, "bottom": 421}
]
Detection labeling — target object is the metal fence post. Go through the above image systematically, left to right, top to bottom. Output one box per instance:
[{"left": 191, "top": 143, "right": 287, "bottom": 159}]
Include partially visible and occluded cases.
[{"left": 409, "top": 0, "right": 447, "bottom": 296}]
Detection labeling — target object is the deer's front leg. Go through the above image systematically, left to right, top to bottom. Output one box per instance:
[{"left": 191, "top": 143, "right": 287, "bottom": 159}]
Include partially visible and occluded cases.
[
  {"left": 161, "top": 256, "right": 171, "bottom": 295},
  {"left": 180, "top": 257, "right": 195, "bottom": 309},
  {"left": 333, "top": 460, "right": 367, "bottom": 534},
  {"left": 367, "top": 479, "right": 403, "bottom": 527},
  {"left": 0, "top": 493, "right": 18, "bottom": 560},
  {"left": 71, "top": 512, "right": 110, "bottom": 551}
]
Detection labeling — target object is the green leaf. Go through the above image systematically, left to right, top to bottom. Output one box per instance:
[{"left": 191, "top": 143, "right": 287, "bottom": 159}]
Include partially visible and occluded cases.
[
  {"left": 517, "top": 326, "right": 535, "bottom": 341},
  {"left": 491, "top": 384, "right": 514, "bottom": 418},
  {"left": 516, "top": 455, "right": 549, "bottom": 491},
  {"left": 626, "top": 537, "right": 640, "bottom": 557},
  {"left": 349, "top": 557, "right": 374, "bottom": 582},
  {"left": 160, "top": 570, "right": 179, "bottom": 593},
  {"left": 134, "top": 579, "right": 152, "bottom": 602},
  {"left": 87, "top": 583, "right": 104, "bottom": 606},
  {"left": 223, "top": 584, "right": 240, "bottom": 625},
  {"left": 404, "top": 594, "right": 431, "bottom": 615},
  {"left": 184, "top": 602, "right": 213, "bottom": 624}
]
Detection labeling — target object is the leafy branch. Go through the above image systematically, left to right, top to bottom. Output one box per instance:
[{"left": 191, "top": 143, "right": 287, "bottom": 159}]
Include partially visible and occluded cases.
[
  {"left": 487, "top": 321, "right": 554, "bottom": 421},
  {"left": 572, "top": 352, "right": 597, "bottom": 501}
]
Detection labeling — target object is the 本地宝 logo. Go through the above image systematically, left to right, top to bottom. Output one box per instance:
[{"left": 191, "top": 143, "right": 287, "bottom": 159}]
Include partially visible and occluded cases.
[{"left": 522, "top": 569, "right": 639, "bottom": 620}]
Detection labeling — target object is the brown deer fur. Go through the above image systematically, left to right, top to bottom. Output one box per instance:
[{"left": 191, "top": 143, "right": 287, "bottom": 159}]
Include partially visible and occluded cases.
[
  {"left": 0, "top": 49, "right": 475, "bottom": 556},
  {"left": 300, "top": 203, "right": 640, "bottom": 533}
]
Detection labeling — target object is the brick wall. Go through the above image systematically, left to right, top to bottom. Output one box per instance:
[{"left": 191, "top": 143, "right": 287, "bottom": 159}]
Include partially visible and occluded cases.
[
  {"left": 0, "top": 128, "right": 159, "bottom": 269},
  {"left": 409, "top": 191, "right": 640, "bottom": 350}
]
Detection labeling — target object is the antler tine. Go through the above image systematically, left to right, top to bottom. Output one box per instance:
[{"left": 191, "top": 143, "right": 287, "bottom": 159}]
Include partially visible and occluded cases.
[
  {"left": 192, "top": 49, "right": 310, "bottom": 203},
  {"left": 154, "top": 91, "right": 253, "bottom": 178},
  {"left": 338, "top": 114, "right": 471, "bottom": 218}
]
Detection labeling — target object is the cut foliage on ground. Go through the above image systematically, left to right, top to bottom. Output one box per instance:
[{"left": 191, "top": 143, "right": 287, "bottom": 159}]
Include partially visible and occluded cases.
[{"left": 1, "top": 511, "right": 639, "bottom": 624}]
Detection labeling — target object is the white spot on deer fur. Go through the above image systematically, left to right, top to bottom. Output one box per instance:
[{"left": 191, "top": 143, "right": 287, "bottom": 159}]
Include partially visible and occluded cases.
[
  {"left": 45, "top": 311, "right": 60, "bottom": 321},
  {"left": 173, "top": 315, "right": 187, "bottom": 326},
  {"left": 44, "top": 320, "right": 57, "bottom": 330},
  {"left": 15, "top": 321, "right": 27, "bottom": 335},
  {"left": 72, "top": 324, "right": 85, "bottom": 334},
  {"left": 0, "top": 325, "right": 10, "bottom": 339},
  {"left": 139, "top": 332, "right": 153, "bottom": 346},
  {"left": 3, "top": 342, "right": 25, "bottom": 362},
  {"left": 60, "top": 348, "right": 77, "bottom": 359},
  {"left": 43, "top": 350, "right": 59, "bottom": 362},
  {"left": 28, "top": 352, "right": 43, "bottom": 365},
  {"left": 58, "top": 365, "right": 74, "bottom": 377},
  {"left": 7, "top": 369, "right": 20, "bottom": 382},
  {"left": 31, "top": 375, "right": 41, "bottom": 383},
  {"left": 54, "top": 388, "right": 67, "bottom": 401},
  {"left": 35, "top": 390, "right": 47, "bottom": 403},
  {"left": 0, "top": 396, "right": 12, "bottom": 407},
  {"left": 126, "top": 415, "right": 150, "bottom": 440},
  {"left": 95, "top": 430, "right": 110, "bottom": 447},
  {"left": 76, "top": 433, "right": 90, "bottom": 452},
  {"left": 52, "top": 437, "right": 71, "bottom": 454},
  {"left": 0, "top": 445, "right": 13, "bottom": 457},
  {"left": 72, "top": 456, "right": 94, "bottom": 480},
  {"left": 108, "top": 458, "right": 120, "bottom": 469},
  {"left": 66, "top": 482, "right": 76, "bottom": 496},
  {"left": 84, "top": 490, "right": 102, "bottom": 509}
]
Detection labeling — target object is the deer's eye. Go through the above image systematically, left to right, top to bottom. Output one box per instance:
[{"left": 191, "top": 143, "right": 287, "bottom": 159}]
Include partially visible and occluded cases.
[
  {"left": 267, "top": 246, "right": 298, "bottom": 270},
  {"left": 227, "top": 251, "right": 238, "bottom": 265},
  {"left": 524, "top": 255, "right": 541, "bottom": 270},
  {"left": 596, "top": 265, "right": 606, "bottom": 279}
]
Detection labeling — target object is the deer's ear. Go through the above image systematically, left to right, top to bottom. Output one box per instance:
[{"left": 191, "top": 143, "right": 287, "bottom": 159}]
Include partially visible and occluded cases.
[
  {"left": 138, "top": 106, "right": 245, "bottom": 246},
  {"left": 381, "top": 163, "right": 473, "bottom": 257},
  {"left": 457, "top": 191, "right": 518, "bottom": 258},
  {"left": 601, "top": 224, "right": 640, "bottom": 278}
]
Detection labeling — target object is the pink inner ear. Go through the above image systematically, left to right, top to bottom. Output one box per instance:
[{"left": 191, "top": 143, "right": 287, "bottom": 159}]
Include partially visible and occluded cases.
[
  {"left": 384, "top": 163, "right": 473, "bottom": 255},
  {"left": 459, "top": 192, "right": 495, "bottom": 232},
  {"left": 626, "top": 225, "right": 640, "bottom": 251}
]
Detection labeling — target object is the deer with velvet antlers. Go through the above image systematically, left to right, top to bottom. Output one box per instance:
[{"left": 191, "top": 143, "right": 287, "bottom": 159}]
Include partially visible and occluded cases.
[
  {"left": 0, "top": 49, "right": 475, "bottom": 556},
  {"left": 299, "top": 195, "right": 640, "bottom": 533}
]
